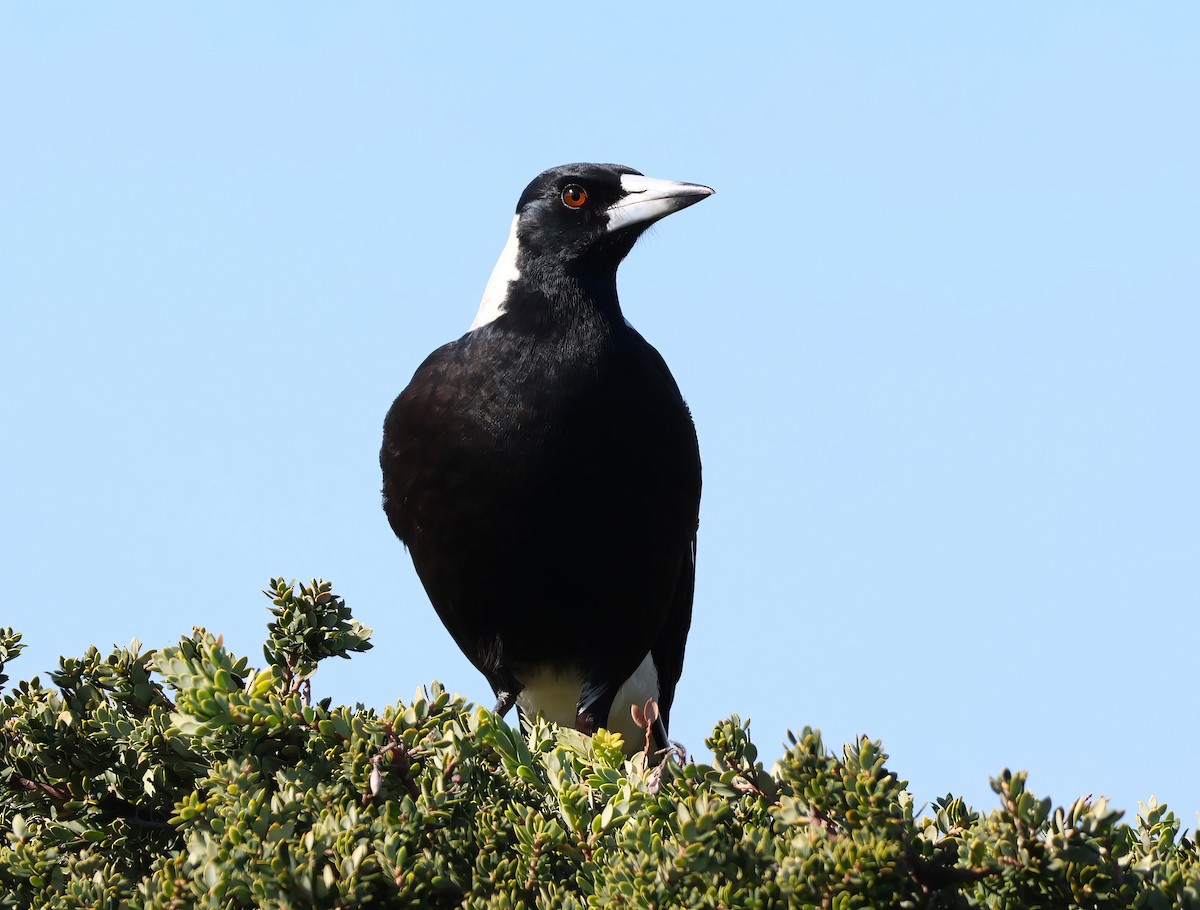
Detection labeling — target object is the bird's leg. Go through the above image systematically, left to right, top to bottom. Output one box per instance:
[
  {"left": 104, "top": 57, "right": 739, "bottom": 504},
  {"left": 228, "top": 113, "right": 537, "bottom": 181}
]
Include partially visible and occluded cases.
[
  {"left": 488, "top": 667, "right": 524, "bottom": 718},
  {"left": 576, "top": 680, "right": 618, "bottom": 738},
  {"left": 492, "top": 689, "right": 519, "bottom": 717},
  {"left": 575, "top": 710, "right": 598, "bottom": 736},
  {"left": 651, "top": 715, "right": 671, "bottom": 753}
]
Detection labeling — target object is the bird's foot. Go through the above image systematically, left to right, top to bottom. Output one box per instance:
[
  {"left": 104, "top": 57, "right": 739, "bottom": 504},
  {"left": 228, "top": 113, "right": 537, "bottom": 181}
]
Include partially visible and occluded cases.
[{"left": 492, "top": 690, "right": 518, "bottom": 717}]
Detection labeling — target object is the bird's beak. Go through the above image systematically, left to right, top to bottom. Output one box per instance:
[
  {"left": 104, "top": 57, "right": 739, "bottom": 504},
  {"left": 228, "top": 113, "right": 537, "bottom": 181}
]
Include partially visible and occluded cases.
[{"left": 605, "top": 174, "right": 715, "bottom": 234}]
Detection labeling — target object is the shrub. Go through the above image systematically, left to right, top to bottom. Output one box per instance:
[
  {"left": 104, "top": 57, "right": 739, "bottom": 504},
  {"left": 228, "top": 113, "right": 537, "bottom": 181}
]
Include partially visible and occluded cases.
[{"left": 1, "top": 581, "right": 1197, "bottom": 908}]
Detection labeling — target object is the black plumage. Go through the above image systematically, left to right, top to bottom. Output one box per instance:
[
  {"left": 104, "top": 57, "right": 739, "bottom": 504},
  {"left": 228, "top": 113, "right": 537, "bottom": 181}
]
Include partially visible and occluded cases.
[{"left": 381, "top": 163, "right": 712, "bottom": 750}]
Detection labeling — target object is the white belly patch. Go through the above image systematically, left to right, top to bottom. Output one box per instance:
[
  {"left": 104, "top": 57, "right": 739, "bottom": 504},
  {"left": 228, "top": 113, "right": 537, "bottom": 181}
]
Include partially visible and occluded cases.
[{"left": 514, "top": 653, "right": 660, "bottom": 752}]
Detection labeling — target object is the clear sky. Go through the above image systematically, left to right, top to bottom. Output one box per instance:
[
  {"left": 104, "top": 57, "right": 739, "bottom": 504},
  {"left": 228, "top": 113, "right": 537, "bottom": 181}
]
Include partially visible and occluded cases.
[{"left": 3, "top": 4, "right": 1197, "bottom": 825}]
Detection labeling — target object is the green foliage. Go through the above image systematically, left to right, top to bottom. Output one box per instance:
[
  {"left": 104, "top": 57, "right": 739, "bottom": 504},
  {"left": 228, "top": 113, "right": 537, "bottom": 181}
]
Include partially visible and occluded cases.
[
  {"left": 1, "top": 581, "right": 1197, "bottom": 908},
  {"left": 0, "top": 629, "right": 23, "bottom": 690}
]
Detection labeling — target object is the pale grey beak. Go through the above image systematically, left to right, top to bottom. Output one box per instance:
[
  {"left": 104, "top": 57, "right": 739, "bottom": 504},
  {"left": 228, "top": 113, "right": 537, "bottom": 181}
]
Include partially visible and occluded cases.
[{"left": 604, "top": 174, "right": 715, "bottom": 234}]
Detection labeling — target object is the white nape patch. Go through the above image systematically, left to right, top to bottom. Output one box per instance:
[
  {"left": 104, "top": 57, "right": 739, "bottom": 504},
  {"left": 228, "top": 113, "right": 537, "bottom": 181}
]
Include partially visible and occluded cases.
[
  {"left": 605, "top": 173, "right": 715, "bottom": 235},
  {"left": 469, "top": 215, "right": 521, "bottom": 330},
  {"left": 608, "top": 653, "right": 660, "bottom": 750},
  {"left": 515, "top": 654, "right": 661, "bottom": 753},
  {"left": 516, "top": 666, "right": 583, "bottom": 729}
]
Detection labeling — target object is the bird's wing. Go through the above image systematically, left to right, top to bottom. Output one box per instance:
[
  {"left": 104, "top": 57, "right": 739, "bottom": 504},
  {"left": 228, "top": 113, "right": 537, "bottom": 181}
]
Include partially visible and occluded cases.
[{"left": 649, "top": 535, "right": 696, "bottom": 732}]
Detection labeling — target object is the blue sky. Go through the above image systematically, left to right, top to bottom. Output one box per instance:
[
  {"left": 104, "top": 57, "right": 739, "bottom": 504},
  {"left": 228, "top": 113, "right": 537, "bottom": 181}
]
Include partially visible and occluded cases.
[{"left": 3, "top": 4, "right": 1197, "bottom": 825}]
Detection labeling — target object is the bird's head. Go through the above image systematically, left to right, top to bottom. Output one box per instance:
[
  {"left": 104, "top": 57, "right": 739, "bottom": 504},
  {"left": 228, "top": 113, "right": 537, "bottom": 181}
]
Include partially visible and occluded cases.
[
  {"left": 471, "top": 163, "right": 713, "bottom": 330},
  {"left": 515, "top": 163, "right": 713, "bottom": 268}
]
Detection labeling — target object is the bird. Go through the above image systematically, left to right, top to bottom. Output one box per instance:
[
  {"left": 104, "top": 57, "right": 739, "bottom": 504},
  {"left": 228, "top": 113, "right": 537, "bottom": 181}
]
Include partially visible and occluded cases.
[{"left": 380, "top": 162, "right": 713, "bottom": 752}]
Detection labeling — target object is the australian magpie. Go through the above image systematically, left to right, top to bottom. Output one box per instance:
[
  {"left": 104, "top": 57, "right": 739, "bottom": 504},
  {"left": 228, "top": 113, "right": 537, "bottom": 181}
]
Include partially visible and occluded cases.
[{"left": 381, "top": 163, "right": 712, "bottom": 752}]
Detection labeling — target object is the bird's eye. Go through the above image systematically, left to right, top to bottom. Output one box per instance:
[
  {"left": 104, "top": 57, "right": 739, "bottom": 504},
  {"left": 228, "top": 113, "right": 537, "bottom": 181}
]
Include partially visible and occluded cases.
[{"left": 561, "top": 185, "right": 588, "bottom": 208}]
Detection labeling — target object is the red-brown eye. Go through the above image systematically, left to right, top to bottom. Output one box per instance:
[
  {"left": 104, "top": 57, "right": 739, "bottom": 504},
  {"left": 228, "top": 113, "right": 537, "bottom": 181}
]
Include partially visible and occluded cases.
[{"left": 561, "top": 185, "right": 588, "bottom": 208}]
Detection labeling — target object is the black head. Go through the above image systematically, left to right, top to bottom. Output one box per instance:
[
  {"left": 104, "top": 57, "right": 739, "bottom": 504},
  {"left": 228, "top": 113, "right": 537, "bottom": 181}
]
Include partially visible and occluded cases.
[
  {"left": 514, "top": 162, "right": 713, "bottom": 271},
  {"left": 471, "top": 163, "right": 713, "bottom": 330}
]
